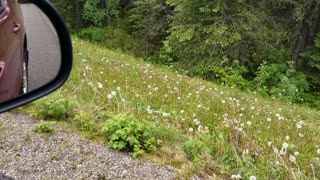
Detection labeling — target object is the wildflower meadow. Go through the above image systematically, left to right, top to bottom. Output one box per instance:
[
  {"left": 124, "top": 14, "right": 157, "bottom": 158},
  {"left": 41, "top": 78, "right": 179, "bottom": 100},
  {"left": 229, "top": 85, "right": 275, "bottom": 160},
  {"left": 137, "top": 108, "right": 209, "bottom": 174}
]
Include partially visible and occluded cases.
[{"left": 27, "top": 38, "right": 320, "bottom": 179}]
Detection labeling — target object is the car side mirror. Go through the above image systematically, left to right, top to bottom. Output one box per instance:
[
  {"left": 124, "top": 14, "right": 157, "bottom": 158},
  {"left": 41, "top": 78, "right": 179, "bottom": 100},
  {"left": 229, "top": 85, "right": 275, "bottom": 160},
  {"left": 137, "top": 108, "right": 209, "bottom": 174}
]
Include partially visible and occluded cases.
[{"left": 0, "top": 0, "right": 72, "bottom": 113}]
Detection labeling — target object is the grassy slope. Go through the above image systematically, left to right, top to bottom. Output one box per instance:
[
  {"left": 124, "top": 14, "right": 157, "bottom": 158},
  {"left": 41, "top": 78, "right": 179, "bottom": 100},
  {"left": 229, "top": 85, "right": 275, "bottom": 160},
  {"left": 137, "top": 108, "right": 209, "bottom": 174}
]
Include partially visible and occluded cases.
[{"left": 27, "top": 37, "right": 320, "bottom": 179}]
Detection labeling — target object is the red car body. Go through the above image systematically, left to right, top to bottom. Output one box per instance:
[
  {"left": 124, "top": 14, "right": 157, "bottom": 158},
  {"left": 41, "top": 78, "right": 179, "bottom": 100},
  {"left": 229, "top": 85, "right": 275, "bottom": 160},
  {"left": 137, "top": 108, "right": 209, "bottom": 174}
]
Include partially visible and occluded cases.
[{"left": 0, "top": 0, "right": 26, "bottom": 102}]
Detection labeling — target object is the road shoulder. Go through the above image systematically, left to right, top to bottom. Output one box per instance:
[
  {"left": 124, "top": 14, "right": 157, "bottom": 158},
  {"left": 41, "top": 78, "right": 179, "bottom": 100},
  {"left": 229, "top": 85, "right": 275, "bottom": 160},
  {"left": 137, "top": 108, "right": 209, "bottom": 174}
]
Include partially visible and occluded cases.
[{"left": 0, "top": 113, "right": 176, "bottom": 179}]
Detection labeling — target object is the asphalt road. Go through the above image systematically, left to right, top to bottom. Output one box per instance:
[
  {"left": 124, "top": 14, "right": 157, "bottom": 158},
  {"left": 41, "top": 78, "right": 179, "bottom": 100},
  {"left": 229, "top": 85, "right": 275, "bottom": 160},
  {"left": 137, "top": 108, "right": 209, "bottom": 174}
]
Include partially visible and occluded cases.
[{"left": 21, "top": 4, "right": 61, "bottom": 92}]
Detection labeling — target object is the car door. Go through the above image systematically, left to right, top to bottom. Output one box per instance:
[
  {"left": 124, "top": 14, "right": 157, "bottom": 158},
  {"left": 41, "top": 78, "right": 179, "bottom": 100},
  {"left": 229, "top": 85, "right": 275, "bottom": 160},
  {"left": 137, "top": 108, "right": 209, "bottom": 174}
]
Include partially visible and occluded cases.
[{"left": 0, "top": 0, "right": 24, "bottom": 102}]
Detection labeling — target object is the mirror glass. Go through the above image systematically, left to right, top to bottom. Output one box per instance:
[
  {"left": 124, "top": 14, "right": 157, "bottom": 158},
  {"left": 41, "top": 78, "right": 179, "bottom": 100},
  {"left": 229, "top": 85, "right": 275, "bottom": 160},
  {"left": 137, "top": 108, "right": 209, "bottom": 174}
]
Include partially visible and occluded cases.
[{"left": 0, "top": 1, "right": 61, "bottom": 103}]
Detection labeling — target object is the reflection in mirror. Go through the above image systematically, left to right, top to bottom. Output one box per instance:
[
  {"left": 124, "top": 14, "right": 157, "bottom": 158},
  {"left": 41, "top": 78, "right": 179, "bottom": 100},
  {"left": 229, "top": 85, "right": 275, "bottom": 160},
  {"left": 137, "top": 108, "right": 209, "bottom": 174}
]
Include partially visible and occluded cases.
[{"left": 0, "top": 1, "right": 61, "bottom": 103}]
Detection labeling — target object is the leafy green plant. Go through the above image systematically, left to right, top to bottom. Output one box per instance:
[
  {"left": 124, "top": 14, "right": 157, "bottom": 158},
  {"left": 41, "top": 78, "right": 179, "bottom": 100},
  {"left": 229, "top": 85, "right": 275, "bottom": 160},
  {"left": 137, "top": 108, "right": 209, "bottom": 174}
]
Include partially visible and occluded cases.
[
  {"left": 82, "top": 0, "right": 120, "bottom": 27},
  {"left": 77, "top": 27, "right": 139, "bottom": 54},
  {"left": 77, "top": 27, "right": 106, "bottom": 42},
  {"left": 301, "top": 33, "right": 320, "bottom": 91},
  {"left": 254, "top": 61, "right": 309, "bottom": 103},
  {"left": 254, "top": 62, "right": 288, "bottom": 90},
  {"left": 270, "top": 72, "right": 309, "bottom": 103},
  {"left": 32, "top": 96, "right": 75, "bottom": 121},
  {"left": 72, "top": 111, "right": 96, "bottom": 132},
  {"left": 101, "top": 113, "right": 160, "bottom": 158},
  {"left": 35, "top": 121, "right": 55, "bottom": 133},
  {"left": 182, "top": 138, "right": 212, "bottom": 163}
]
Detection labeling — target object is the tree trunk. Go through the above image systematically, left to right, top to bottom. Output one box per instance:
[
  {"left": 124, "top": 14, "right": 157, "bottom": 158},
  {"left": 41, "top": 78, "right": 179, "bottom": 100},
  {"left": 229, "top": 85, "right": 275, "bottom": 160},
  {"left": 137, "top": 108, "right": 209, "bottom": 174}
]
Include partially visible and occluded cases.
[
  {"left": 74, "top": 0, "right": 81, "bottom": 28},
  {"left": 292, "top": 0, "right": 318, "bottom": 68}
]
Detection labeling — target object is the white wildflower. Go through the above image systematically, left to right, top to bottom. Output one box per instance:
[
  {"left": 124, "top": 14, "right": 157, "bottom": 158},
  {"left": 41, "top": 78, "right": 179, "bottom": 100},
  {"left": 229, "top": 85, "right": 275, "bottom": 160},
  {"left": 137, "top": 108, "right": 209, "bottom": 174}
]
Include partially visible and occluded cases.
[
  {"left": 97, "top": 82, "right": 103, "bottom": 89},
  {"left": 111, "top": 91, "right": 117, "bottom": 96},
  {"left": 162, "top": 112, "right": 169, "bottom": 117},
  {"left": 193, "top": 119, "right": 200, "bottom": 126},
  {"left": 188, "top": 128, "right": 194, "bottom": 132},
  {"left": 285, "top": 136, "right": 290, "bottom": 140},
  {"left": 282, "top": 142, "right": 289, "bottom": 148},
  {"left": 280, "top": 147, "right": 286, "bottom": 155},
  {"left": 244, "top": 149, "right": 249, "bottom": 154},
  {"left": 289, "top": 154, "right": 296, "bottom": 162},
  {"left": 231, "top": 175, "right": 242, "bottom": 179},
  {"left": 249, "top": 176, "right": 257, "bottom": 180}
]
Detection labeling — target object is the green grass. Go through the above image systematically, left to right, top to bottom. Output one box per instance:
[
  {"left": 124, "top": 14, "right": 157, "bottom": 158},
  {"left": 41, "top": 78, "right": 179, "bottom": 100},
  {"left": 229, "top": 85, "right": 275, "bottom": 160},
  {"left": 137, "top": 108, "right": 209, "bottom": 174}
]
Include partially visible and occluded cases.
[{"left": 26, "top": 37, "right": 320, "bottom": 179}]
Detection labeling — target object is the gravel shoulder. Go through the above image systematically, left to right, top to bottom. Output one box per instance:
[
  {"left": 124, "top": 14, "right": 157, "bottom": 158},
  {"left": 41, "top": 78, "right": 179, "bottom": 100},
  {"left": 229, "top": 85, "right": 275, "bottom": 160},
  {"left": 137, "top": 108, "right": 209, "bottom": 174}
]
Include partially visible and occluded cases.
[{"left": 0, "top": 113, "right": 177, "bottom": 180}]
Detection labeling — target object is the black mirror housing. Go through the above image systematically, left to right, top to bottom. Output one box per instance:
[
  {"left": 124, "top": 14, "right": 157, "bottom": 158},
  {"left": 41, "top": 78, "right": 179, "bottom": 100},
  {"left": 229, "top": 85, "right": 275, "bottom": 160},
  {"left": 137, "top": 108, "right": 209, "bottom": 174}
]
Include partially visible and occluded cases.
[{"left": 0, "top": 0, "right": 72, "bottom": 113}]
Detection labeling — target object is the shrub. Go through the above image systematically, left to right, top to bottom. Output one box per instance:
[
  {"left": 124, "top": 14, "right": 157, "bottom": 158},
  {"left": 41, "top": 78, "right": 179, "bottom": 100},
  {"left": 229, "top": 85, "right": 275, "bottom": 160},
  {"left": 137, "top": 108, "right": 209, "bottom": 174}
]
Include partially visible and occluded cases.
[
  {"left": 82, "top": 0, "right": 108, "bottom": 27},
  {"left": 77, "top": 27, "right": 139, "bottom": 54},
  {"left": 77, "top": 27, "right": 106, "bottom": 42},
  {"left": 301, "top": 33, "right": 320, "bottom": 92},
  {"left": 188, "top": 60, "right": 250, "bottom": 89},
  {"left": 254, "top": 61, "right": 310, "bottom": 103},
  {"left": 254, "top": 62, "right": 287, "bottom": 90},
  {"left": 270, "top": 72, "right": 309, "bottom": 103},
  {"left": 303, "top": 92, "right": 320, "bottom": 110},
  {"left": 32, "top": 96, "right": 75, "bottom": 121},
  {"left": 72, "top": 111, "right": 96, "bottom": 132},
  {"left": 101, "top": 113, "right": 160, "bottom": 158},
  {"left": 35, "top": 121, "right": 55, "bottom": 133},
  {"left": 182, "top": 138, "right": 212, "bottom": 162}
]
